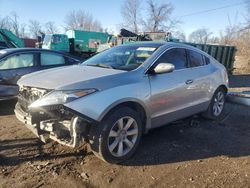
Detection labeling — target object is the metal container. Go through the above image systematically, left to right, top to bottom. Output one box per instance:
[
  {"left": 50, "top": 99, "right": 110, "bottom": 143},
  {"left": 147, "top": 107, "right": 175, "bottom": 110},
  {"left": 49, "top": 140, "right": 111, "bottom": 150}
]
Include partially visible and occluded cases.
[{"left": 66, "top": 30, "right": 111, "bottom": 53}]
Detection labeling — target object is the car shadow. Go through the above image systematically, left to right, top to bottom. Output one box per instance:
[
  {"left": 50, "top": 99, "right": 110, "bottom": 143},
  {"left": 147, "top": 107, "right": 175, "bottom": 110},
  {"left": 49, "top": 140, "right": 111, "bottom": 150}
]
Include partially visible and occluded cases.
[
  {"left": 229, "top": 74, "right": 250, "bottom": 88},
  {"left": 0, "top": 99, "right": 16, "bottom": 116},
  {"left": 123, "top": 103, "right": 250, "bottom": 166},
  {"left": 0, "top": 137, "right": 88, "bottom": 166}
]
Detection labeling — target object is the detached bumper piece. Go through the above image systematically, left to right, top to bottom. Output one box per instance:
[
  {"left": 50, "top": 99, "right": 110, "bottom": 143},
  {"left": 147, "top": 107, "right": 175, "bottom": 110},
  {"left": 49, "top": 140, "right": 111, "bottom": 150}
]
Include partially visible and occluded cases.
[
  {"left": 14, "top": 103, "right": 91, "bottom": 148},
  {"left": 40, "top": 117, "right": 84, "bottom": 148}
]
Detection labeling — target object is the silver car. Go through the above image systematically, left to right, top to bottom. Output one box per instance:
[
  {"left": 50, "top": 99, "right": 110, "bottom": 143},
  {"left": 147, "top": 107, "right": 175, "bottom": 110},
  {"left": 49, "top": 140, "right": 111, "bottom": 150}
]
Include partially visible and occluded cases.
[{"left": 15, "top": 42, "right": 228, "bottom": 163}]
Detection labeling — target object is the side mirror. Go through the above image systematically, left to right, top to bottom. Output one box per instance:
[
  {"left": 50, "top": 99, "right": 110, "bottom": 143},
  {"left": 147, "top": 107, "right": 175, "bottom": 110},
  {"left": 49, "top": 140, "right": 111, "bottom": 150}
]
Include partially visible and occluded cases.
[{"left": 153, "top": 63, "right": 175, "bottom": 74}]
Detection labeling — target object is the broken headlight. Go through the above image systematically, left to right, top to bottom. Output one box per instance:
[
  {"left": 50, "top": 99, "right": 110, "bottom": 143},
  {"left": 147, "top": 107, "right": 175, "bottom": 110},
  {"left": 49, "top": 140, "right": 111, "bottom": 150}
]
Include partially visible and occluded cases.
[{"left": 29, "top": 89, "right": 97, "bottom": 108}]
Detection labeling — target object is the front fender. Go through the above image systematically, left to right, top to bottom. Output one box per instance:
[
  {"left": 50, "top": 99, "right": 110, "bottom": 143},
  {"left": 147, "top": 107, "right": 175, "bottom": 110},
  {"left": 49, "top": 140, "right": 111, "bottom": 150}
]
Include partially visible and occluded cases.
[
  {"left": 64, "top": 79, "right": 151, "bottom": 123},
  {"left": 98, "top": 97, "right": 149, "bottom": 122}
]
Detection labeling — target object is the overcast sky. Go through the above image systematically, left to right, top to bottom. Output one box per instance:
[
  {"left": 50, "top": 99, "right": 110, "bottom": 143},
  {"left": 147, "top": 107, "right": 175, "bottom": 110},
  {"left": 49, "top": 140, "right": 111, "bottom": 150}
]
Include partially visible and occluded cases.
[{"left": 0, "top": 0, "right": 248, "bottom": 36}]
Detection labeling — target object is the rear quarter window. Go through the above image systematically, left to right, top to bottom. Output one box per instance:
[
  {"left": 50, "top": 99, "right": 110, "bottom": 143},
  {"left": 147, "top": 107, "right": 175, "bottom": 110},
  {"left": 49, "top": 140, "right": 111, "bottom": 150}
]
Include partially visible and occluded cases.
[
  {"left": 188, "top": 50, "right": 205, "bottom": 67},
  {"left": 41, "top": 53, "right": 66, "bottom": 66},
  {"left": 203, "top": 56, "right": 210, "bottom": 65}
]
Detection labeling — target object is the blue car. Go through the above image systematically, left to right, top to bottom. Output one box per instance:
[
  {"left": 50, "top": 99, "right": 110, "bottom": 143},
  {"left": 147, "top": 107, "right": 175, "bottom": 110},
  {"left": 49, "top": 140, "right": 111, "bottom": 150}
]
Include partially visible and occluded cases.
[{"left": 0, "top": 48, "right": 82, "bottom": 100}]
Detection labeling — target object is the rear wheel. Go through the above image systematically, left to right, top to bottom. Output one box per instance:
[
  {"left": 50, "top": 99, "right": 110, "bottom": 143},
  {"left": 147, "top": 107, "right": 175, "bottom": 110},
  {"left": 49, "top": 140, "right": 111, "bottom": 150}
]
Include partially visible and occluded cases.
[
  {"left": 203, "top": 87, "right": 226, "bottom": 120},
  {"left": 89, "top": 107, "right": 142, "bottom": 163}
]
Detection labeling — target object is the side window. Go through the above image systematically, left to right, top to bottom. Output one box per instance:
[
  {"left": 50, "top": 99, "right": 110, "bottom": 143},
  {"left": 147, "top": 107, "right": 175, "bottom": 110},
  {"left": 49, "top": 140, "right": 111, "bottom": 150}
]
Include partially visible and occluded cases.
[
  {"left": 156, "top": 48, "right": 187, "bottom": 70},
  {"left": 189, "top": 50, "right": 205, "bottom": 67},
  {"left": 41, "top": 53, "right": 65, "bottom": 66},
  {"left": 0, "top": 54, "right": 34, "bottom": 70},
  {"left": 203, "top": 56, "right": 210, "bottom": 65}
]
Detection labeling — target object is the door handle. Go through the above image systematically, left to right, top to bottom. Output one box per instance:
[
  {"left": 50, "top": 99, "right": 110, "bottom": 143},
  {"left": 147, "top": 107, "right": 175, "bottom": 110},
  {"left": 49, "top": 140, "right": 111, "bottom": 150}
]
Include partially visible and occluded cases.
[{"left": 185, "top": 80, "right": 193, "bottom": 85}]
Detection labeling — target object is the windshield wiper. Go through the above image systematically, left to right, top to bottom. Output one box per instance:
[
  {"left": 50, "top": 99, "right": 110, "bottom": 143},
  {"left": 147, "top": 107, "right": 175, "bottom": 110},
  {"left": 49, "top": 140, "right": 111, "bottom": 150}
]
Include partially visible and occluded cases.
[{"left": 86, "top": 63, "right": 114, "bottom": 69}]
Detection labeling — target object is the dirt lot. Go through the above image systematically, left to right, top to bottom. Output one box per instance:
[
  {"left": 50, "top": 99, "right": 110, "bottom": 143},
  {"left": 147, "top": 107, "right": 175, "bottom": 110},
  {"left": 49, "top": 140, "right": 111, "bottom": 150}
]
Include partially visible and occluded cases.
[{"left": 0, "top": 69, "right": 250, "bottom": 188}]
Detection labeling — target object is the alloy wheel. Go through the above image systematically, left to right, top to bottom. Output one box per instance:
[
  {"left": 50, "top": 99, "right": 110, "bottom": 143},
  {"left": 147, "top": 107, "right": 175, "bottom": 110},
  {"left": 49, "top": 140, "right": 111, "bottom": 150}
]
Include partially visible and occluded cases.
[
  {"left": 213, "top": 91, "right": 225, "bottom": 116},
  {"left": 107, "top": 116, "right": 138, "bottom": 157}
]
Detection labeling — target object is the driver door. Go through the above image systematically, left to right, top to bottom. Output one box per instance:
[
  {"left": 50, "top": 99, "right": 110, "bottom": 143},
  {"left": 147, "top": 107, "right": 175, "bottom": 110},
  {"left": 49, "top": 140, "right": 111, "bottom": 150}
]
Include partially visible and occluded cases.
[{"left": 149, "top": 48, "right": 197, "bottom": 128}]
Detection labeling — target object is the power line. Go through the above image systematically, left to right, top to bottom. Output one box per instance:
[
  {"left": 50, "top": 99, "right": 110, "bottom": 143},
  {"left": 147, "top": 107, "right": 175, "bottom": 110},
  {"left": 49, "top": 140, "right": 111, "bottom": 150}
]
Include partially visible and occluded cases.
[{"left": 179, "top": 2, "right": 249, "bottom": 18}]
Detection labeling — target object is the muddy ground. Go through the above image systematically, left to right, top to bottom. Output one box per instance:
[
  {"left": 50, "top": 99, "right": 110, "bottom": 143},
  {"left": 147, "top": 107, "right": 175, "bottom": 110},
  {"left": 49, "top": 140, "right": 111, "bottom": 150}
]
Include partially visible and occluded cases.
[{"left": 0, "top": 69, "right": 250, "bottom": 187}]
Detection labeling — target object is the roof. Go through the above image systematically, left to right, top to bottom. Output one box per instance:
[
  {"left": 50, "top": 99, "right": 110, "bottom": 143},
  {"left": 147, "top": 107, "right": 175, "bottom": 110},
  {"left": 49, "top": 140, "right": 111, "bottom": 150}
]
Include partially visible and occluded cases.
[
  {"left": 120, "top": 41, "right": 204, "bottom": 52},
  {"left": 0, "top": 47, "right": 66, "bottom": 54},
  {"left": 0, "top": 48, "right": 80, "bottom": 59}
]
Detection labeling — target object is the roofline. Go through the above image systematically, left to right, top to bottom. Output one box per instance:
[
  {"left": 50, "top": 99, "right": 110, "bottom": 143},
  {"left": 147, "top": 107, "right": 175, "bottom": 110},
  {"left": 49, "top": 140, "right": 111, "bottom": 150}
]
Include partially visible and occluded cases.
[{"left": 0, "top": 48, "right": 81, "bottom": 59}]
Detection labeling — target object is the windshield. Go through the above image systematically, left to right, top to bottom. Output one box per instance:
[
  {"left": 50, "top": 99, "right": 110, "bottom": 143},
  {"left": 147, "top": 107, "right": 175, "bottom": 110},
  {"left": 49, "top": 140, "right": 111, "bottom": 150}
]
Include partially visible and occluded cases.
[
  {"left": 43, "top": 35, "right": 52, "bottom": 45},
  {"left": 52, "top": 35, "right": 63, "bottom": 43},
  {"left": 82, "top": 45, "right": 158, "bottom": 71}
]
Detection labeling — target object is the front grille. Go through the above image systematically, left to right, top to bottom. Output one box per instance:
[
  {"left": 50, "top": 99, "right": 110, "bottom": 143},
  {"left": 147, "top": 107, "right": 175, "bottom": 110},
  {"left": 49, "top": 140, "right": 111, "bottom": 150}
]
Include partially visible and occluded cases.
[{"left": 18, "top": 86, "right": 49, "bottom": 112}]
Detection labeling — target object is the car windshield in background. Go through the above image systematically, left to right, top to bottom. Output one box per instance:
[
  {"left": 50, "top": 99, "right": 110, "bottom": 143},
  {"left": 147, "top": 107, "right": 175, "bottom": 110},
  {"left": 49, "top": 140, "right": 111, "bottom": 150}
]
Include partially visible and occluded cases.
[
  {"left": 43, "top": 35, "right": 52, "bottom": 45},
  {"left": 52, "top": 35, "right": 62, "bottom": 43},
  {"left": 82, "top": 45, "right": 158, "bottom": 71}
]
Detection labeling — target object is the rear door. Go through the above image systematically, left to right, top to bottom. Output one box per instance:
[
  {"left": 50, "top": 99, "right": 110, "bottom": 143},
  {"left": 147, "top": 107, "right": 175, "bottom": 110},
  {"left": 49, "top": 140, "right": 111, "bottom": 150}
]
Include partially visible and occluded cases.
[{"left": 0, "top": 52, "right": 39, "bottom": 98}]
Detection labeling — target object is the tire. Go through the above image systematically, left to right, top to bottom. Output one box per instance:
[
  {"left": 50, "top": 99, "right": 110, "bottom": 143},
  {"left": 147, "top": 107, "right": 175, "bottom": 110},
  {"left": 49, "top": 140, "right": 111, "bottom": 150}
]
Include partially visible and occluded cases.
[
  {"left": 203, "top": 87, "right": 226, "bottom": 120},
  {"left": 89, "top": 107, "right": 143, "bottom": 163}
]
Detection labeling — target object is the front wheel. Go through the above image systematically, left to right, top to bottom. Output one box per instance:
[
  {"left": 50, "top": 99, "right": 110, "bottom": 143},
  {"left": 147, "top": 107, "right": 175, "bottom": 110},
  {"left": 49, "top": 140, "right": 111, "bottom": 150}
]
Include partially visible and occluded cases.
[
  {"left": 203, "top": 87, "right": 226, "bottom": 120},
  {"left": 89, "top": 107, "right": 143, "bottom": 163}
]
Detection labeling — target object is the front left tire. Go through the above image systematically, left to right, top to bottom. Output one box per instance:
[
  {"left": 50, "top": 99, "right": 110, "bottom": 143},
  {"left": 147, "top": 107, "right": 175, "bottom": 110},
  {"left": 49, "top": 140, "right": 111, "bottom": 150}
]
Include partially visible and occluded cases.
[{"left": 89, "top": 107, "right": 143, "bottom": 163}]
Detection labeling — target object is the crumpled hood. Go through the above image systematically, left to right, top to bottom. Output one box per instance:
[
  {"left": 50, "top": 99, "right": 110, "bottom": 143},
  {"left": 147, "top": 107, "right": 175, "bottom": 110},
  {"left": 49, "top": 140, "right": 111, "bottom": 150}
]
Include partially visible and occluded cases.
[{"left": 18, "top": 65, "right": 126, "bottom": 90}]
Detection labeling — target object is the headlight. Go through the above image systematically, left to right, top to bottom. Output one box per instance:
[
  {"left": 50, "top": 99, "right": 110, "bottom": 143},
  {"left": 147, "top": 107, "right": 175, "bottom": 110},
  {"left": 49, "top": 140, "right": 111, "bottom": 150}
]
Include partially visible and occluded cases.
[{"left": 29, "top": 89, "right": 97, "bottom": 108}]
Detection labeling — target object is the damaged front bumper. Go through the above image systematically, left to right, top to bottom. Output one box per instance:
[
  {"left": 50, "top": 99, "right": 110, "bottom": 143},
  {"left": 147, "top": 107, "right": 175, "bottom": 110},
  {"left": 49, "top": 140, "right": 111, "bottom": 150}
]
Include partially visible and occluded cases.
[
  {"left": 15, "top": 102, "right": 96, "bottom": 148},
  {"left": 15, "top": 103, "right": 46, "bottom": 142}
]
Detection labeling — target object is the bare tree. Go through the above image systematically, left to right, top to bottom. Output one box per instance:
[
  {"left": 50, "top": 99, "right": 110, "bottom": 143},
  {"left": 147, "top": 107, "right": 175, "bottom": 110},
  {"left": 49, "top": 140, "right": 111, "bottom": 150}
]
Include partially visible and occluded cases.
[
  {"left": 121, "top": 0, "right": 141, "bottom": 33},
  {"left": 143, "top": 0, "right": 177, "bottom": 32},
  {"left": 64, "top": 10, "right": 103, "bottom": 32},
  {"left": 64, "top": 10, "right": 78, "bottom": 30},
  {"left": 0, "top": 12, "right": 28, "bottom": 38},
  {"left": 8, "top": 12, "right": 20, "bottom": 37},
  {"left": 219, "top": 14, "right": 243, "bottom": 45},
  {"left": 0, "top": 16, "right": 11, "bottom": 30},
  {"left": 28, "top": 20, "right": 42, "bottom": 38},
  {"left": 92, "top": 20, "right": 103, "bottom": 32},
  {"left": 45, "top": 21, "right": 58, "bottom": 34},
  {"left": 19, "top": 23, "right": 27, "bottom": 38},
  {"left": 220, "top": 24, "right": 250, "bottom": 58},
  {"left": 219, "top": 25, "right": 238, "bottom": 44},
  {"left": 188, "top": 28, "right": 213, "bottom": 44},
  {"left": 236, "top": 29, "right": 250, "bottom": 57},
  {"left": 172, "top": 31, "right": 186, "bottom": 41},
  {"left": 207, "top": 36, "right": 220, "bottom": 44}
]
